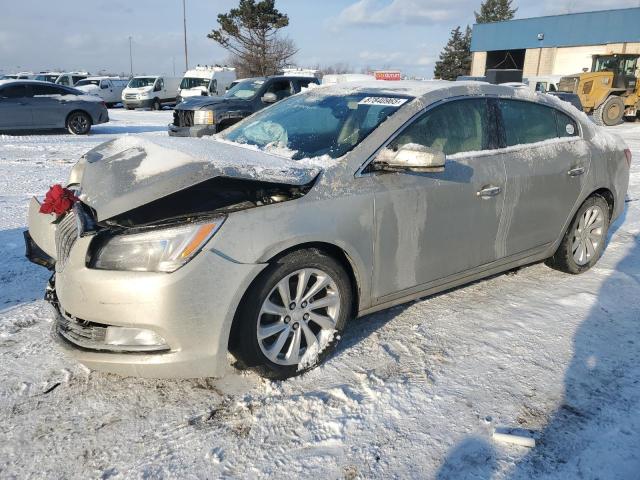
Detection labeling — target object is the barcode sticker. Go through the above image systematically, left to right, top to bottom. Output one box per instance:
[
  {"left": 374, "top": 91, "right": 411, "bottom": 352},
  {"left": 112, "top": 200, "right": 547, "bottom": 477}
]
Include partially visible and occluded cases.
[{"left": 358, "top": 97, "right": 408, "bottom": 107}]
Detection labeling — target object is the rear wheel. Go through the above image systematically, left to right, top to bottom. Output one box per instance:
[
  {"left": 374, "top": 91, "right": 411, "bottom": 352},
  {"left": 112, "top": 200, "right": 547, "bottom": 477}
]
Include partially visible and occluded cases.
[
  {"left": 593, "top": 96, "right": 625, "bottom": 126},
  {"left": 66, "top": 111, "right": 92, "bottom": 135},
  {"left": 546, "top": 195, "right": 610, "bottom": 274},
  {"left": 231, "top": 249, "right": 353, "bottom": 379}
]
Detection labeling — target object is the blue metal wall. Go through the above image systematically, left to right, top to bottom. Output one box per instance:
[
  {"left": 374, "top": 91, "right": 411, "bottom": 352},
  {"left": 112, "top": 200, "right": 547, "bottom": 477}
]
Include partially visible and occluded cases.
[{"left": 471, "top": 8, "right": 640, "bottom": 52}]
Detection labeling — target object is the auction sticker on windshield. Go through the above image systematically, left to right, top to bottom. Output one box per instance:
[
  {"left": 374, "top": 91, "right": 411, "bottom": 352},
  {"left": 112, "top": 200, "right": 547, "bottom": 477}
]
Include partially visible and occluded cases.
[{"left": 358, "top": 97, "right": 408, "bottom": 107}]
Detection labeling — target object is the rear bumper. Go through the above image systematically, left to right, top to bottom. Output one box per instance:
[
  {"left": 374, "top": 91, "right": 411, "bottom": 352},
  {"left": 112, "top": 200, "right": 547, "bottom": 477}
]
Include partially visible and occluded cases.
[{"left": 168, "top": 123, "right": 217, "bottom": 137}]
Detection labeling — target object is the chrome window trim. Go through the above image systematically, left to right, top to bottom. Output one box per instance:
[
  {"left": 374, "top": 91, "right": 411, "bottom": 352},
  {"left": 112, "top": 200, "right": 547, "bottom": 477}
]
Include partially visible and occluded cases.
[{"left": 355, "top": 93, "right": 584, "bottom": 178}]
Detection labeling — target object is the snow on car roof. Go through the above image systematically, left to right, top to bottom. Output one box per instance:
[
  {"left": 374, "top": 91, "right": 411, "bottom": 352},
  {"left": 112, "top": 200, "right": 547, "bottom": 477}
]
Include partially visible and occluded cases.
[{"left": 311, "top": 79, "right": 525, "bottom": 98}]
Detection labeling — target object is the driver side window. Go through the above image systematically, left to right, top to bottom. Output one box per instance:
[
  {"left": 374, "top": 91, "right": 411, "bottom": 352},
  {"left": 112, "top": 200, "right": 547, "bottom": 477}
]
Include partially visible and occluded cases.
[
  {"left": 155, "top": 79, "right": 164, "bottom": 91},
  {"left": 265, "top": 80, "right": 294, "bottom": 101},
  {"left": 389, "top": 99, "right": 493, "bottom": 156}
]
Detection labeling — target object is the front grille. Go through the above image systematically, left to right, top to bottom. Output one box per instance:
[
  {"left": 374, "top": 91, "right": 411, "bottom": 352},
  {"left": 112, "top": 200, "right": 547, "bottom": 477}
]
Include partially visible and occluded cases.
[
  {"left": 124, "top": 93, "right": 137, "bottom": 100},
  {"left": 173, "top": 110, "right": 195, "bottom": 127},
  {"left": 55, "top": 212, "right": 78, "bottom": 271}
]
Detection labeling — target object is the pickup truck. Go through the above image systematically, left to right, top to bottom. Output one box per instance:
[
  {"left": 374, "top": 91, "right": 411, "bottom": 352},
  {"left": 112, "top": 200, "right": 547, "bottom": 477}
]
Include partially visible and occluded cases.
[{"left": 168, "top": 75, "right": 319, "bottom": 137}]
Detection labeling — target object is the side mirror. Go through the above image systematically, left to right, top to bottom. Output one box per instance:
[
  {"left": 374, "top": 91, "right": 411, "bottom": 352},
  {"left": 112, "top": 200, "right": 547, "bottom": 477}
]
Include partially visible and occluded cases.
[
  {"left": 101, "top": 83, "right": 109, "bottom": 89},
  {"left": 154, "top": 84, "right": 161, "bottom": 92},
  {"left": 262, "top": 92, "right": 277, "bottom": 104},
  {"left": 374, "top": 144, "right": 445, "bottom": 173}
]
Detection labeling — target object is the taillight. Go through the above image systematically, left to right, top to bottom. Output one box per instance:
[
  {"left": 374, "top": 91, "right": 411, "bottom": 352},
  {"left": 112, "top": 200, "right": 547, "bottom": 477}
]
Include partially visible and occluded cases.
[{"left": 624, "top": 148, "right": 632, "bottom": 168}]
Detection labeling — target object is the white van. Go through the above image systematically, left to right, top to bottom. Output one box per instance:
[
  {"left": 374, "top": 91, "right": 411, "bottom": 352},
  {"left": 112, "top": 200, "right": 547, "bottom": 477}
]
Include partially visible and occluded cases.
[
  {"left": 177, "top": 66, "right": 236, "bottom": 102},
  {"left": 34, "top": 72, "right": 88, "bottom": 86},
  {"left": 522, "top": 75, "right": 564, "bottom": 93},
  {"left": 122, "top": 76, "right": 181, "bottom": 110},
  {"left": 75, "top": 77, "right": 129, "bottom": 107}
]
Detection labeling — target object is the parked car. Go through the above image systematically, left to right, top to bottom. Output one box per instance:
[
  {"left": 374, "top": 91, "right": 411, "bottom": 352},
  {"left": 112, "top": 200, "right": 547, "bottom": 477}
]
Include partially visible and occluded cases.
[
  {"left": 177, "top": 65, "right": 236, "bottom": 103},
  {"left": 1, "top": 72, "right": 36, "bottom": 80},
  {"left": 34, "top": 72, "right": 88, "bottom": 86},
  {"left": 169, "top": 75, "right": 320, "bottom": 137},
  {"left": 122, "top": 76, "right": 181, "bottom": 110},
  {"left": 75, "top": 77, "right": 128, "bottom": 107},
  {"left": 0, "top": 80, "right": 108, "bottom": 134},
  {"left": 25, "top": 81, "right": 630, "bottom": 379}
]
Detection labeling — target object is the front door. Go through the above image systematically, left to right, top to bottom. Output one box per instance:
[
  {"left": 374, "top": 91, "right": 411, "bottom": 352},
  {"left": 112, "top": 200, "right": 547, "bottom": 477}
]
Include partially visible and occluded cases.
[
  {"left": 0, "top": 84, "right": 33, "bottom": 128},
  {"left": 371, "top": 98, "right": 507, "bottom": 300},
  {"left": 496, "top": 99, "right": 590, "bottom": 256}
]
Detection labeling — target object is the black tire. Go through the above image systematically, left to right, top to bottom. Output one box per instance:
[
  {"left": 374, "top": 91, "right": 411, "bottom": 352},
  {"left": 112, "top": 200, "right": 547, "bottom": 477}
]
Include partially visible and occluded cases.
[
  {"left": 593, "top": 96, "right": 625, "bottom": 126},
  {"left": 152, "top": 98, "right": 161, "bottom": 111},
  {"left": 66, "top": 111, "right": 92, "bottom": 135},
  {"left": 545, "top": 195, "right": 610, "bottom": 274},
  {"left": 231, "top": 248, "right": 353, "bottom": 379}
]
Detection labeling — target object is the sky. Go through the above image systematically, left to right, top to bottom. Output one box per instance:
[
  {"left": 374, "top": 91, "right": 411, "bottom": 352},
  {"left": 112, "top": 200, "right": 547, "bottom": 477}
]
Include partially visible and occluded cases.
[{"left": 0, "top": 0, "right": 638, "bottom": 78}]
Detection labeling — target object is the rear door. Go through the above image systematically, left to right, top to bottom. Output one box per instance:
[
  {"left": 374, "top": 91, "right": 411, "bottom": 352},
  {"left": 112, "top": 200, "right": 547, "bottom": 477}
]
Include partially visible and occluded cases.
[
  {"left": 0, "top": 84, "right": 33, "bottom": 128},
  {"left": 29, "top": 84, "right": 70, "bottom": 128},
  {"left": 371, "top": 98, "right": 508, "bottom": 300},
  {"left": 497, "top": 99, "right": 590, "bottom": 256}
]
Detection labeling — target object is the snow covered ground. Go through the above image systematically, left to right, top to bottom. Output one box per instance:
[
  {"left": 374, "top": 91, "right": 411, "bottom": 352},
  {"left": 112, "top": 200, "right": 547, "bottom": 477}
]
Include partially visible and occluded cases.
[{"left": 0, "top": 110, "right": 639, "bottom": 479}]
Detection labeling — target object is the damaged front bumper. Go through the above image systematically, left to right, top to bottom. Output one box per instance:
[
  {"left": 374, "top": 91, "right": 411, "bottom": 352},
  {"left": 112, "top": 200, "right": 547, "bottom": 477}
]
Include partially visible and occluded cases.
[
  {"left": 167, "top": 123, "right": 217, "bottom": 137},
  {"left": 26, "top": 199, "right": 268, "bottom": 379}
]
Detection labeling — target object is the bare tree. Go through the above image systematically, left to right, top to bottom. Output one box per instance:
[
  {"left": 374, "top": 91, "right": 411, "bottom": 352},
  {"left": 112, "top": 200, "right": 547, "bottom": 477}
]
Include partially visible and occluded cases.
[{"left": 207, "top": 0, "right": 298, "bottom": 77}]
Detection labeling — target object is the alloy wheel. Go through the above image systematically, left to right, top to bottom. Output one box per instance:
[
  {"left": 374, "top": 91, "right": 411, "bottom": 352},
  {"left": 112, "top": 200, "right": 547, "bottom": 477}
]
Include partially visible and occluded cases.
[
  {"left": 69, "top": 114, "right": 89, "bottom": 134},
  {"left": 572, "top": 205, "right": 605, "bottom": 266},
  {"left": 257, "top": 268, "right": 340, "bottom": 366}
]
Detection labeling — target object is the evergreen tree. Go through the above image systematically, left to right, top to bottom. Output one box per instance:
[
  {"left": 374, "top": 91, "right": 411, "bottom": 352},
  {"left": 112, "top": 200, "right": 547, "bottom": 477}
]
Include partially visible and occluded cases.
[
  {"left": 474, "top": 0, "right": 517, "bottom": 23},
  {"left": 434, "top": 26, "right": 472, "bottom": 80}
]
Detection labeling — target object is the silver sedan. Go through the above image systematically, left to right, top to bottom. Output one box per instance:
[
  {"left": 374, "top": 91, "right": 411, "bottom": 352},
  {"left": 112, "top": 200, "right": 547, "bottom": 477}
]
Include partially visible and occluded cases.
[
  {"left": 0, "top": 80, "right": 109, "bottom": 134},
  {"left": 26, "top": 81, "right": 631, "bottom": 379}
]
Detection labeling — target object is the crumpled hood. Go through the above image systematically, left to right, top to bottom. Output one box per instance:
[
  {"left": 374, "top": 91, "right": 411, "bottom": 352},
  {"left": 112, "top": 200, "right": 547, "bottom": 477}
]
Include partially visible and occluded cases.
[{"left": 76, "top": 136, "right": 322, "bottom": 221}]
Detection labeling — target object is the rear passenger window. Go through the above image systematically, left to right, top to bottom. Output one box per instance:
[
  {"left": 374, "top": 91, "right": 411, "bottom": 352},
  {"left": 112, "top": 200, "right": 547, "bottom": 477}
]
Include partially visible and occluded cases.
[
  {"left": 32, "top": 85, "right": 66, "bottom": 96},
  {"left": 390, "top": 99, "right": 494, "bottom": 156},
  {"left": 499, "top": 100, "right": 558, "bottom": 146},
  {"left": 555, "top": 111, "right": 578, "bottom": 138}
]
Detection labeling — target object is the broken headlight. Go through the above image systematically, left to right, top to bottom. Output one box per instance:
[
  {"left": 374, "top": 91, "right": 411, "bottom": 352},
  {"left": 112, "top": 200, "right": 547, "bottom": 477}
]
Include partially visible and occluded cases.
[{"left": 90, "top": 217, "right": 225, "bottom": 273}]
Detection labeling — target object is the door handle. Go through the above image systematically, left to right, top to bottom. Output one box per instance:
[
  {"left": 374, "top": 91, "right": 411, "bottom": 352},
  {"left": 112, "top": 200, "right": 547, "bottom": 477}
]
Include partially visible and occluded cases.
[
  {"left": 568, "top": 166, "right": 585, "bottom": 177},
  {"left": 477, "top": 185, "right": 502, "bottom": 198}
]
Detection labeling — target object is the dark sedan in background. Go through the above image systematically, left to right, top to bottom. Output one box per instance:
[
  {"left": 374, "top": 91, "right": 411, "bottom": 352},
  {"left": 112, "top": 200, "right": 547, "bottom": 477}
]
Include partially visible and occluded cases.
[
  {"left": 169, "top": 75, "right": 319, "bottom": 137},
  {"left": 0, "top": 80, "right": 109, "bottom": 135}
]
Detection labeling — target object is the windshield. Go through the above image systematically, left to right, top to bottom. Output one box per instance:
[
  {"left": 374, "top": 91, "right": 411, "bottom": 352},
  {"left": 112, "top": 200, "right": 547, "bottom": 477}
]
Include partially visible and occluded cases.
[
  {"left": 35, "top": 74, "right": 59, "bottom": 83},
  {"left": 128, "top": 77, "right": 156, "bottom": 88},
  {"left": 180, "top": 77, "right": 209, "bottom": 89},
  {"left": 76, "top": 79, "right": 101, "bottom": 87},
  {"left": 224, "top": 79, "right": 264, "bottom": 99},
  {"left": 221, "top": 91, "right": 411, "bottom": 160}
]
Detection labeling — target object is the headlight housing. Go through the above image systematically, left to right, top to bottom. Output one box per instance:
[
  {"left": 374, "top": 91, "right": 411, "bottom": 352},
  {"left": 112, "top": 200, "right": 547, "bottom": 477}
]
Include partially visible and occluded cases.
[
  {"left": 194, "top": 110, "right": 215, "bottom": 125},
  {"left": 90, "top": 218, "right": 225, "bottom": 273}
]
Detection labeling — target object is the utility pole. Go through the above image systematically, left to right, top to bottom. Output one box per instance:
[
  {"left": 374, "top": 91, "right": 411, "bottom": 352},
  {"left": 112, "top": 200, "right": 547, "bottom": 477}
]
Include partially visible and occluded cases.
[
  {"left": 182, "top": 0, "right": 189, "bottom": 71},
  {"left": 128, "top": 36, "right": 133, "bottom": 78}
]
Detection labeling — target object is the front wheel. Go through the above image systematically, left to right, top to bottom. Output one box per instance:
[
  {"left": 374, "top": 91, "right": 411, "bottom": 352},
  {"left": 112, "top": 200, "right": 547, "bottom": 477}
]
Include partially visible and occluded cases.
[
  {"left": 593, "top": 96, "right": 625, "bottom": 126},
  {"left": 152, "top": 98, "right": 161, "bottom": 111},
  {"left": 66, "top": 111, "right": 92, "bottom": 135},
  {"left": 546, "top": 195, "right": 610, "bottom": 274},
  {"left": 231, "top": 249, "right": 353, "bottom": 379}
]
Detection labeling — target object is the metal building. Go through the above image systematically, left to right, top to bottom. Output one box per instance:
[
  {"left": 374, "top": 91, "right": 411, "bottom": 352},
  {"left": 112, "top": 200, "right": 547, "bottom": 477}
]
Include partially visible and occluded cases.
[{"left": 470, "top": 8, "right": 640, "bottom": 78}]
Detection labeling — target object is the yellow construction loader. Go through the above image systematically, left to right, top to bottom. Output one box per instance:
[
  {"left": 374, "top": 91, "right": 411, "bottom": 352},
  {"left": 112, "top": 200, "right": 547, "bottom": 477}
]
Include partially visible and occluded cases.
[{"left": 558, "top": 54, "right": 639, "bottom": 126}]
